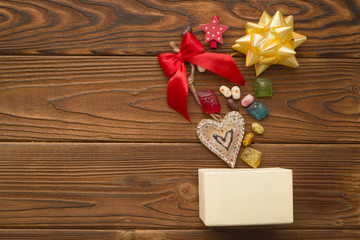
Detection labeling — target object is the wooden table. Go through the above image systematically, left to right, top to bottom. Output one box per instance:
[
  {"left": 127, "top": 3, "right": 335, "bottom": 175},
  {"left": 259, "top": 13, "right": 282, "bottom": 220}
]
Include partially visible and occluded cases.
[{"left": 0, "top": 1, "right": 359, "bottom": 239}]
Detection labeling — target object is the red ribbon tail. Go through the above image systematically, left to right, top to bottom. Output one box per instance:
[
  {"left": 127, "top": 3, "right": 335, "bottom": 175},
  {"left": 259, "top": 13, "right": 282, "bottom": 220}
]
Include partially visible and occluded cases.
[
  {"left": 188, "top": 52, "right": 245, "bottom": 85},
  {"left": 167, "top": 64, "right": 191, "bottom": 122}
]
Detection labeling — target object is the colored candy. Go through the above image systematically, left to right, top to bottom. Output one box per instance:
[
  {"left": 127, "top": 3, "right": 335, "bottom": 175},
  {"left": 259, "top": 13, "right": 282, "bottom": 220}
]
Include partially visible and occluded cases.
[
  {"left": 197, "top": 65, "right": 206, "bottom": 73},
  {"left": 253, "top": 78, "right": 273, "bottom": 97},
  {"left": 220, "top": 85, "right": 232, "bottom": 98},
  {"left": 220, "top": 85, "right": 242, "bottom": 100},
  {"left": 231, "top": 86, "right": 241, "bottom": 100},
  {"left": 198, "top": 90, "right": 221, "bottom": 114},
  {"left": 241, "top": 94, "right": 254, "bottom": 107},
  {"left": 227, "top": 98, "right": 239, "bottom": 111},
  {"left": 247, "top": 101, "right": 269, "bottom": 120},
  {"left": 251, "top": 122, "right": 264, "bottom": 134},
  {"left": 243, "top": 133, "right": 254, "bottom": 146},
  {"left": 241, "top": 147, "right": 262, "bottom": 168}
]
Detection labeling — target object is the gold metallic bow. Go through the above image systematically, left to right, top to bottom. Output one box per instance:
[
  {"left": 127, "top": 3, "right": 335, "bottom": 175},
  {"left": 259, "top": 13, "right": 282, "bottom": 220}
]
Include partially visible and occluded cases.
[{"left": 232, "top": 11, "right": 307, "bottom": 76}]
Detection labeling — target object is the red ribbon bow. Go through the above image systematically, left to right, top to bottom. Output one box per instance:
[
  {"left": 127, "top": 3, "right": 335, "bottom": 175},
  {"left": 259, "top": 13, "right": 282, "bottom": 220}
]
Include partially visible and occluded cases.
[{"left": 158, "top": 32, "right": 245, "bottom": 121}]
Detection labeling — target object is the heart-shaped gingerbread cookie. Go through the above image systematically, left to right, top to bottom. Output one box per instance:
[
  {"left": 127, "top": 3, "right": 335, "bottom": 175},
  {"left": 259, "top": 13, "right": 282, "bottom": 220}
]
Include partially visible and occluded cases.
[{"left": 197, "top": 111, "right": 245, "bottom": 168}]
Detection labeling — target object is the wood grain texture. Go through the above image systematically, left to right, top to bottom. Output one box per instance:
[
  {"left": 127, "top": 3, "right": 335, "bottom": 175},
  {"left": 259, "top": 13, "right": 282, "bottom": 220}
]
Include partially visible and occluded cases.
[
  {"left": 0, "top": 0, "right": 359, "bottom": 57},
  {"left": 1, "top": 0, "right": 359, "bottom": 239},
  {"left": 0, "top": 55, "right": 359, "bottom": 142},
  {"left": 0, "top": 143, "right": 359, "bottom": 229},
  {"left": 0, "top": 229, "right": 359, "bottom": 240}
]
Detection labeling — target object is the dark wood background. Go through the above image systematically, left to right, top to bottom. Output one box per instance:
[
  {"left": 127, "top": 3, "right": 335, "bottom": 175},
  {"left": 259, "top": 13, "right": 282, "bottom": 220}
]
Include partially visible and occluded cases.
[{"left": 0, "top": 0, "right": 359, "bottom": 239}]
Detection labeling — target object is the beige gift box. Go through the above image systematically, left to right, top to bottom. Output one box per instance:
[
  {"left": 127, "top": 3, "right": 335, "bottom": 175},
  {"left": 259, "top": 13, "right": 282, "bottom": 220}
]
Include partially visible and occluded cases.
[{"left": 198, "top": 168, "right": 293, "bottom": 226}]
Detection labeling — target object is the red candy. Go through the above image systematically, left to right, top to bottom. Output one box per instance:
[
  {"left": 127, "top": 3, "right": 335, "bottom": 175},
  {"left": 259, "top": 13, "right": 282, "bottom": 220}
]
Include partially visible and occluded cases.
[{"left": 198, "top": 90, "right": 221, "bottom": 114}]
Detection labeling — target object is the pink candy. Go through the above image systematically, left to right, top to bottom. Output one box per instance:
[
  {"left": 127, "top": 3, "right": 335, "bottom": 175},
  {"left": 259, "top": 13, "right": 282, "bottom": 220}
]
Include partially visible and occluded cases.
[{"left": 241, "top": 94, "right": 254, "bottom": 107}]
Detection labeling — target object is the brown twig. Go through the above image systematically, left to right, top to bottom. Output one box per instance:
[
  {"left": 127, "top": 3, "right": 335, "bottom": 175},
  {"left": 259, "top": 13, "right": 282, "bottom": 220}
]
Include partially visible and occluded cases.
[{"left": 169, "top": 41, "right": 222, "bottom": 122}]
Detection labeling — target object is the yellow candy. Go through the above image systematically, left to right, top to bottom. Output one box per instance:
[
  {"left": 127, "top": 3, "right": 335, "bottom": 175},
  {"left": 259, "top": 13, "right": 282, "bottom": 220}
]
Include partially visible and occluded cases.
[
  {"left": 251, "top": 122, "right": 264, "bottom": 134},
  {"left": 243, "top": 132, "right": 254, "bottom": 146},
  {"left": 241, "top": 147, "right": 262, "bottom": 168}
]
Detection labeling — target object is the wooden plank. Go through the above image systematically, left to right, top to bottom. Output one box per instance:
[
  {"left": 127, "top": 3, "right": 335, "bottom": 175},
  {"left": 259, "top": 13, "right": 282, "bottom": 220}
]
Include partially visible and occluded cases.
[
  {"left": 0, "top": 0, "right": 358, "bottom": 58},
  {"left": 0, "top": 56, "right": 359, "bottom": 143},
  {"left": 0, "top": 142, "right": 359, "bottom": 229},
  {"left": 0, "top": 229, "right": 359, "bottom": 240}
]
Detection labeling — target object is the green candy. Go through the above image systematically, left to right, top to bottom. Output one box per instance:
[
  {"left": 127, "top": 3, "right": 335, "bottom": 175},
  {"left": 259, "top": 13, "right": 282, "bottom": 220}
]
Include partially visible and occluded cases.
[{"left": 253, "top": 78, "right": 273, "bottom": 97}]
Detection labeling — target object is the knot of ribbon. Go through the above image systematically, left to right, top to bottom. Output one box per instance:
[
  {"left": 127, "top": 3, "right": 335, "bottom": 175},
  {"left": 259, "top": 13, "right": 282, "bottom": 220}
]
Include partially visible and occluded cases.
[
  {"left": 158, "top": 32, "right": 245, "bottom": 121},
  {"left": 176, "top": 52, "right": 185, "bottom": 62}
]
